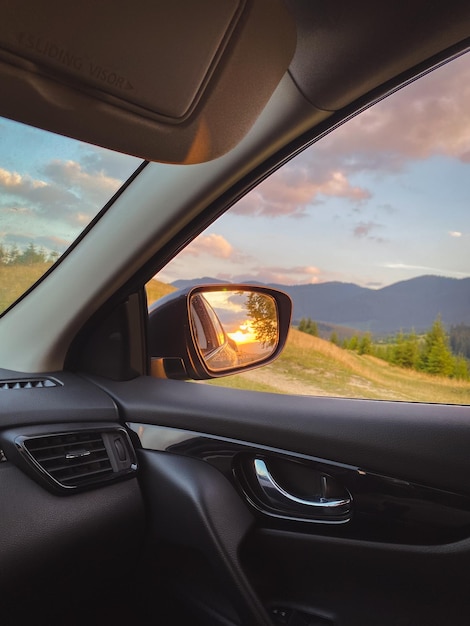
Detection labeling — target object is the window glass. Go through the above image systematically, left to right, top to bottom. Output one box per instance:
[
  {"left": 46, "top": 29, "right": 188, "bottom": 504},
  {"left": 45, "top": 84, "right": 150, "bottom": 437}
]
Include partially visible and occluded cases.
[
  {"left": 148, "top": 52, "right": 470, "bottom": 404},
  {"left": 0, "top": 117, "right": 141, "bottom": 314}
]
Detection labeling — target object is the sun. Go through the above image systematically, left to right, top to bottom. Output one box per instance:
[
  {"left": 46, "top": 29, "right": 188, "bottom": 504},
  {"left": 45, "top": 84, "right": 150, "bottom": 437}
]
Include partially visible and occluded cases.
[{"left": 227, "top": 321, "right": 257, "bottom": 345}]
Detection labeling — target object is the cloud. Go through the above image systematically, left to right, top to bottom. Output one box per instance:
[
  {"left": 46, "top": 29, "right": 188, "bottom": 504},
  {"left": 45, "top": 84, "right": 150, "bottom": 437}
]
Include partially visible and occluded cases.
[
  {"left": 309, "top": 53, "right": 470, "bottom": 173},
  {"left": 231, "top": 54, "right": 470, "bottom": 220},
  {"left": 78, "top": 145, "right": 141, "bottom": 180},
  {"left": 0, "top": 156, "right": 130, "bottom": 232},
  {"left": 42, "top": 160, "right": 122, "bottom": 206},
  {"left": 0, "top": 166, "right": 79, "bottom": 216},
  {"left": 233, "top": 168, "right": 371, "bottom": 217},
  {"left": 0, "top": 204, "right": 34, "bottom": 216},
  {"left": 72, "top": 212, "right": 93, "bottom": 225},
  {"left": 353, "top": 221, "right": 386, "bottom": 242},
  {"left": 448, "top": 231, "right": 462, "bottom": 237},
  {"left": 2, "top": 232, "right": 70, "bottom": 253},
  {"left": 181, "top": 233, "right": 236, "bottom": 260},
  {"left": 29, "top": 235, "right": 70, "bottom": 252},
  {"left": 383, "top": 262, "right": 469, "bottom": 277},
  {"left": 225, "top": 265, "right": 324, "bottom": 285}
]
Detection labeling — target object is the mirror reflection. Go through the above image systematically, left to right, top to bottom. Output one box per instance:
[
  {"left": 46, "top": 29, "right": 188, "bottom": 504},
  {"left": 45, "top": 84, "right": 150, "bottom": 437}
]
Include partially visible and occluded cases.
[{"left": 189, "top": 289, "right": 279, "bottom": 372}]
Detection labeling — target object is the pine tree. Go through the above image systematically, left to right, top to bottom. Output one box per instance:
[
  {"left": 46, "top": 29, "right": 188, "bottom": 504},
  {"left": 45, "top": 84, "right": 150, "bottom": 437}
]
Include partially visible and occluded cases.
[
  {"left": 0, "top": 243, "right": 7, "bottom": 265},
  {"left": 419, "top": 315, "right": 454, "bottom": 376},
  {"left": 308, "top": 319, "right": 318, "bottom": 337},
  {"left": 392, "top": 330, "right": 419, "bottom": 369},
  {"left": 330, "top": 331, "right": 339, "bottom": 346},
  {"left": 358, "top": 333, "right": 372, "bottom": 355},
  {"left": 348, "top": 334, "right": 359, "bottom": 351},
  {"left": 452, "top": 356, "right": 470, "bottom": 381}
]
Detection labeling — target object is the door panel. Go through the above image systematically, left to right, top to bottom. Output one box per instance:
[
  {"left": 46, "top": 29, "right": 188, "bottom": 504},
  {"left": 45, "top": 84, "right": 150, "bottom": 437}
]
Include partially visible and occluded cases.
[{"left": 95, "top": 375, "right": 470, "bottom": 624}]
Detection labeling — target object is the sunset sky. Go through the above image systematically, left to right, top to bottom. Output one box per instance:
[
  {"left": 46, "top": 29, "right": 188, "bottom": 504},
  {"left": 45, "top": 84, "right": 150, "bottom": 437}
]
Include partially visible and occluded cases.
[{"left": 1, "top": 51, "right": 469, "bottom": 289}]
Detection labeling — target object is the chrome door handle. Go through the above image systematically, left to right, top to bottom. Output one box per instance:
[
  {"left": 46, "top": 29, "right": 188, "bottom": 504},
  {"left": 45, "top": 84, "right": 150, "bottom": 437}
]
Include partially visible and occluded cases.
[{"left": 253, "top": 458, "right": 351, "bottom": 515}]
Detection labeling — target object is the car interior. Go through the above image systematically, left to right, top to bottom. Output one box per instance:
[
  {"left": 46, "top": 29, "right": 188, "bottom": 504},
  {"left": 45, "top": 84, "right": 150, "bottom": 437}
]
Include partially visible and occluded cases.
[{"left": 0, "top": 1, "right": 470, "bottom": 625}]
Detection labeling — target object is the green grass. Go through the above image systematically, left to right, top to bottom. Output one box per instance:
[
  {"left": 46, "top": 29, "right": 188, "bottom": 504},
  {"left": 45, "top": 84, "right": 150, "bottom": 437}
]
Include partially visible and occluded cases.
[
  {"left": 0, "top": 263, "right": 53, "bottom": 313},
  {"left": 206, "top": 328, "right": 470, "bottom": 405}
]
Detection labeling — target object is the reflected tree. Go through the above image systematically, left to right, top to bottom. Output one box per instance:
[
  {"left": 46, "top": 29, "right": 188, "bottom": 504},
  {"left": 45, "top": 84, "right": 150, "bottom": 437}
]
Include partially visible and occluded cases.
[{"left": 245, "top": 293, "right": 277, "bottom": 347}]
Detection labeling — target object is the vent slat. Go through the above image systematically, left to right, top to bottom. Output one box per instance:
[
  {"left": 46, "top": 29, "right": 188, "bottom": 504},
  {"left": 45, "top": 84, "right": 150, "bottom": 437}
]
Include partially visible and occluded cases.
[
  {"left": 0, "top": 378, "right": 58, "bottom": 390},
  {"left": 22, "top": 431, "right": 116, "bottom": 489},
  {"left": 27, "top": 434, "right": 103, "bottom": 446},
  {"left": 29, "top": 440, "right": 105, "bottom": 455},
  {"left": 34, "top": 448, "right": 107, "bottom": 464},
  {"left": 46, "top": 454, "right": 111, "bottom": 473},
  {"left": 59, "top": 467, "right": 114, "bottom": 484}
]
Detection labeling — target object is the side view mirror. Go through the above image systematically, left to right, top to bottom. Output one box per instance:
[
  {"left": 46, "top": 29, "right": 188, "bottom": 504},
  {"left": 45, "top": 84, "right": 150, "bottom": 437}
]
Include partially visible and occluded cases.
[{"left": 148, "top": 284, "right": 292, "bottom": 380}]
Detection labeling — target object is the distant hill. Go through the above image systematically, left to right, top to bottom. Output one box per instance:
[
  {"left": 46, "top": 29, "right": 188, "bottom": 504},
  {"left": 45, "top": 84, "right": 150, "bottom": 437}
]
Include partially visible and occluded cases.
[
  {"left": 170, "top": 275, "right": 470, "bottom": 335},
  {"left": 275, "top": 275, "right": 470, "bottom": 334},
  {"left": 171, "top": 277, "right": 231, "bottom": 289}
]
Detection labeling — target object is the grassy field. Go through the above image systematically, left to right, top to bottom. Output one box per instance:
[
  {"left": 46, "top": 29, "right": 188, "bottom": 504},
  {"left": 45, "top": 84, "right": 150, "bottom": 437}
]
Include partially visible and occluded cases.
[
  {"left": 0, "top": 263, "right": 53, "bottom": 313},
  {"left": 0, "top": 268, "right": 175, "bottom": 313},
  {"left": 4, "top": 268, "right": 468, "bottom": 405},
  {"left": 145, "top": 278, "right": 177, "bottom": 306},
  {"left": 206, "top": 328, "right": 470, "bottom": 405}
]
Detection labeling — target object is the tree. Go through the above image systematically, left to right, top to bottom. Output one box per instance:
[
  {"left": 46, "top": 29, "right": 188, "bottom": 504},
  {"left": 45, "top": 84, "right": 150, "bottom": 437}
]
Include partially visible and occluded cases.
[
  {"left": 18, "top": 242, "right": 48, "bottom": 265},
  {"left": 0, "top": 243, "right": 8, "bottom": 265},
  {"left": 7, "top": 244, "right": 20, "bottom": 265},
  {"left": 245, "top": 292, "right": 278, "bottom": 348},
  {"left": 419, "top": 315, "right": 454, "bottom": 376},
  {"left": 298, "top": 318, "right": 318, "bottom": 337},
  {"left": 307, "top": 319, "right": 318, "bottom": 337},
  {"left": 450, "top": 324, "right": 470, "bottom": 360},
  {"left": 392, "top": 330, "right": 419, "bottom": 369},
  {"left": 330, "top": 331, "right": 339, "bottom": 346},
  {"left": 358, "top": 333, "right": 373, "bottom": 355},
  {"left": 347, "top": 334, "right": 359, "bottom": 351},
  {"left": 452, "top": 356, "right": 470, "bottom": 381}
]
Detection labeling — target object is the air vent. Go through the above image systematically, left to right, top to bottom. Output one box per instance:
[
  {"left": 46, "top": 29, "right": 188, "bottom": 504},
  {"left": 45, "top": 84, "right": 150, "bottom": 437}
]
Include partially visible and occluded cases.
[
  {"left": 0, "top": 378, "right": 60, "bottom": 390},
  {"left": 17, "top": 428, "right": 137, "bottom": 491},
  {"left": 24, "top": 431, "right": 113, "bottom": 487}
]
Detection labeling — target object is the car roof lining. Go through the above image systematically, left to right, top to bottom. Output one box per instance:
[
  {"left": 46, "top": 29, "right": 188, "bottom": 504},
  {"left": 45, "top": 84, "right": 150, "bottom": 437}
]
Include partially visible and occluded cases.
[
  {"left": 0, "top": 0, "right": 469, "bottom": 163},
  {"left": 285, "top": 0, "right": 470, "bottom": 111}
]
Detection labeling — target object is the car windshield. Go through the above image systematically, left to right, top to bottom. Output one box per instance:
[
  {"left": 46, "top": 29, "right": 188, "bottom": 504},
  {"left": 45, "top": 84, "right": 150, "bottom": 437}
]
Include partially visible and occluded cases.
[{"left": 0, "top": 117, "right": 142, "bottom": 315}]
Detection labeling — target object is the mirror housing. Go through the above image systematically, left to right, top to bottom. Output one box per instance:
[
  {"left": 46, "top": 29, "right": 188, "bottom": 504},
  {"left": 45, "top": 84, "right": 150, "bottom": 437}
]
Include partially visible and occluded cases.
[{"left": 148, "top": 284, "right": 292, "bottom": 380}]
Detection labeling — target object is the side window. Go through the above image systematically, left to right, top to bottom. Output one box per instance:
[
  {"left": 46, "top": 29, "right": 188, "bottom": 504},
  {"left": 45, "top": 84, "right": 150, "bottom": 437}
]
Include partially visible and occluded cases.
[{"left": 147, "top": 52, "right": 470, "bottom": 405}]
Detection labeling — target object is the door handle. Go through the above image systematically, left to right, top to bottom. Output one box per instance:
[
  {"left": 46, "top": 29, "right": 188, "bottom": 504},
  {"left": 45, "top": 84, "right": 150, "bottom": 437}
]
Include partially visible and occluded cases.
[{"left": 253, "top": 458, "right": 351, "bottom": 516}]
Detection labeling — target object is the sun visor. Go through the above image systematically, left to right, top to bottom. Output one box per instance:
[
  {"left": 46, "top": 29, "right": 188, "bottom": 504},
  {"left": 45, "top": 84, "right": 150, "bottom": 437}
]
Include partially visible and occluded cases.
[{"left": 0, "top": 0, "right": 296, "bottom": 163}]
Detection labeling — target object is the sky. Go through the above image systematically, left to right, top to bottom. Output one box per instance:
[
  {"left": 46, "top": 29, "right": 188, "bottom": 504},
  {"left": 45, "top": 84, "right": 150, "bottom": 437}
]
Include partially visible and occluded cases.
[
  {"left": 0, "top": 51, "right": 469, "bottom": 289},
  {"left": 0, "top": 121, "right": 141, "bottom": 254}
]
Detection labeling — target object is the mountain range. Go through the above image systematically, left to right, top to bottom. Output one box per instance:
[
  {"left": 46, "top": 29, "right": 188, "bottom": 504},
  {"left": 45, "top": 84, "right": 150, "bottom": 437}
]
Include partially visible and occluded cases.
[{"left": 171, "top": 275, "right": 470, "bottom": 335}]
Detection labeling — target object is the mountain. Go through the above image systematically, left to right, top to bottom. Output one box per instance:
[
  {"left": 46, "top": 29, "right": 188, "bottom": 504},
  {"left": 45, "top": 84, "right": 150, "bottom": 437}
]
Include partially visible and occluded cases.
[
  {"left": 172, "top": 275, "right": 470, "bottom": 335},
  {"left": 273, "top": 275, "right": 470, "bottom": 334},
  {"left": 171, "top": 277, "right": 231, "bottom": 289}
]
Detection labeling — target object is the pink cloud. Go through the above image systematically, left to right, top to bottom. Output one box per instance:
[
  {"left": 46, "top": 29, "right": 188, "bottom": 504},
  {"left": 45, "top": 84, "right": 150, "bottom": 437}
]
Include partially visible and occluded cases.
[
  {"left": 310, "top": 52, "right": 470, "bottom": 172},
  {"left": 232, "top": 53, "right": 470, "bottom": 219},
  {"left": 233, "top": 167, "right": 371, "bottom": 217},
  {"left": 181, "top": 233, "right": 235, "bottom": 259},
  {"left": 226, "top": 265, "right": 324, "bottom": 285}
]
